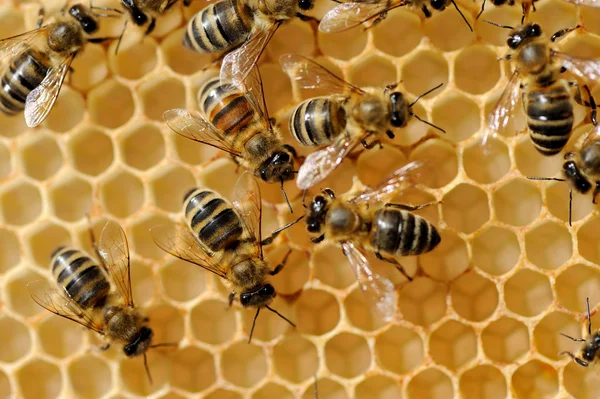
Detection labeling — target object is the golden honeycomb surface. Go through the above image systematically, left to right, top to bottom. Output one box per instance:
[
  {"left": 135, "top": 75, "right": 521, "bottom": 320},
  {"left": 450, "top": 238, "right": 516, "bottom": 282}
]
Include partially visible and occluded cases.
[{"left": 1, "top": 0, "right": 600, "bottom": 397}]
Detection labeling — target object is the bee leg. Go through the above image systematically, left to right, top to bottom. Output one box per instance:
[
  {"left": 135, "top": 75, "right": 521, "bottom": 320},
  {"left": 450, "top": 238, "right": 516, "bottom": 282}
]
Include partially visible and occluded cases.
[
  {"left": 476, "top": 0, "right": 486, "bottom": 20},
  {"left": 421, "top": 5, "right": 432, "bottom": 18},
  {"left": 36, "top": 8, "right": 45, "bottom": 28},
  {"left": 295, "top": 13, "right": 320, "bottom": 24},
  {"left": 145, "top": 17, "right": 156, "bottom": 35},
  {"left": 551, "top": 25, "right": 580, "bottom": 42},
  {"left": 573, "top": 84, "right": 597, "bottom": 126},
  {"left": 386, "top": 130, "right": 395, "bottom": 139},
  {"left": 361, "top": 139, "right": 383, "bottom": 150},
  {"left": 592, "top": 184, "right": 600, "bottom": 204},
  {"left": 385, "top": 201, "right": 440, "bottom": 211},
  {"left": 261, "top": 216, "right": 305, "bottom": 246},
  {"left": 312, "top": 234, "right": 325, "bottom": 244},
  {"left": 270, "top": 249, "right": 293, "bottom": 276},
  {"left": 375, "top": 252, "right": 413, "bottom": 281},
  {"left": 228, "top": 292, "right": 235, "bottom": 308},
  {"left": 99, "top": 343, "right": 110, "bottom": 351},
  {"left": 559, "top": 351, "right": 589, "bottom": 367}
]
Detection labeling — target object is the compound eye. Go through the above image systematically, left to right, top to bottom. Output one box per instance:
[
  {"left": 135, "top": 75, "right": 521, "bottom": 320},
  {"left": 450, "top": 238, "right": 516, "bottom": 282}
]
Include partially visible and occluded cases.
[
  {"left": 298, "top": 0, "right": 313, "bottom": 10},
  {"left": 430, "top": 0, "right": 446, "bottom": 10},
  {"left": 135, "top": 12, "right": 148, "bottom": 25},
  {"left": 529, "top": 24, "right": 542, "bottom": 37},
  {"left": 275, "top": 153, "right": 290, "bottom": 164},
  {"left": 261, "top": 284, "right": 275, "bottom": 296},
  {"left": 240, "top": 293, "right": 251, "bottom": 306},
  {"left": 123, "top": 344, "right": 136, "bottom": 357},
  {"left": 584, "top": 349, "right": 595, "bottom": 361}
]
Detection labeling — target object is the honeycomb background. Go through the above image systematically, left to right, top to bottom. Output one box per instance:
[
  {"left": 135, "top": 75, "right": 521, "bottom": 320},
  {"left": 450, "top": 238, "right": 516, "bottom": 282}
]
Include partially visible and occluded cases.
[{"left": 2, "top": 0, "right": 600, "bottom": 397}]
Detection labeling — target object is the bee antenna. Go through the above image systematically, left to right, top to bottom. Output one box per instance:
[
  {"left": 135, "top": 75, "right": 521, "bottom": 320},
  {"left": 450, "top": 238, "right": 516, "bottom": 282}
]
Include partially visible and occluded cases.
[
  {"left": 450, "top": 0, "right": 473, "bottom": 32},
  {"left": 115, "top": 19, "right": 128, "bottom": 55},
  {"left": 483, "top": 20, "right": 514, "bottom": 29},
  {"left": 409, "top": 83, "right": 444, "bottom": 108},
  {"left": 409, "top": 112, "right": 446, "bottom": 134},
  {"left": 281, "top": 179, "right": 293, "bottom": 214},
  {"left": 569, "top": 188, "right": 573, "bottom": 227},
  {"left": 302, "top": 189, "right": 308, "bottom": 208},
  {"left": 587, "top": 297, "right": 592, "bottom": 335},
  {"left": 265, "top": 305, "right": 296, "bottom": 328},
  {"left": 248, "top": 308, "right": 260, "bottom": 344},
  {"left": 560, "top": 333, "right": 585, "bottom": 342},
  {"left": 560, "top": 351, "right": 589, "bottom": 367},
  {"left": 143, "top": 352, "right": 153, "bottom": 385},
  {"left": 314, "top": 374, "right": 319, "bottom": 399}
]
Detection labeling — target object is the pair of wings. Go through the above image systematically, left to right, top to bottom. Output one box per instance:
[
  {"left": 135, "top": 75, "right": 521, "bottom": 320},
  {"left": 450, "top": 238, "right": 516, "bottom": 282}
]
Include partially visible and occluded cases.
[
  {"left": 320, "top": 0, "right": 407, "bottom": 33},
  {"left": 0, "top": 26, "right": 74, "bottom": 127},
  {"left": 481, "top": 51, "right": 600, "bottom": 148},
  {"left": 164, "top": 65, "right": 273, "bottom": 158},
  {"left": 151, "top": 172, "right": 264, "bottom": 280},
  {"left": 29, "top": 221, "right": 133, "bottom": 334}
]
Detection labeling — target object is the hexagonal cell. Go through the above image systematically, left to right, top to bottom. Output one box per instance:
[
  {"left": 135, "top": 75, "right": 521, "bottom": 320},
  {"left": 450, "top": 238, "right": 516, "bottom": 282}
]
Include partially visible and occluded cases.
[
  {"left": 530, "top": 0, "right": 577, "bottom": 36},
  {"left": 582, "top": 6, "right": 600, "bottom": 36},
  {"left": 0, "top": 7, "right": 25, "bottom": 39},
  {"left": 424, "top": 7, "right": 474, "bottom": 51},
  {"left": 373, "top": 10, "right": 422, "bottom": 57},
  {"left": 266, "top": 19, "right": 315, "bottom": 59},
  {"left": 162, "top": 28, "right": 211, "bottom": 75},
  {"left": 317, "top": 29, "right": 367, "bottom": 60},
  {"left": 110, "top": 37, "right": 158, "bottom": 79},
  {"left": 70, "top": 44, "right": 108, "bottom": 92},
  {"left": 455, "top": 45, "right": 501, "bottom": 94},
  {"left": 401, "top": 50, "right": 449, "bottom": 100},
  {"left": 347, "top": 55, "right": 396, "bottom": 88},
  {"left": 140, "top": 77, "right": 185, "bottom": 121},
  {"left": 88, "top": 79, "right": 135, "bottom": 128},
  {"left": 44, "top": 86, "right": 85, "bottom": 133},
  {"left": 431, "top": 94, "right": 480, "bottom": 143},
  {"left": 120, "top": 123, "right": 166, "bottom": 171},
  {"left": 68, "top": 127, "right": 114, "bottom": 176},
  {"left": 19, "top": 134, "right": 63, "bottom": 181},
  {"left": 464, "top": 137, "right": 510, "bottom": 184},
  {"left": 411, "top": 139, "right": 458, "bottom": 188},
  {"left": 0, "top": 141, "right": 11, "bottom": 179},
  {"left": 357, "top": 147, "right": 407, "bottom": 188},
  {"left": 149, "top": 165, "right": 196, "bottom": 213},
  {"left": 99, "top": 169, "right": 145, "bottom": 218},
  {"left": 48, "top": 176, "right": 93, "bottom": 222},
  {"left": 0, "top": 179, "right": 42, "bottom": 226},
  {"left": 492, "top": 179, "right": 542, "bottom": 226},
  {"left": 546, "top": 180, "right": 594, "bottom": 225},
  {"left": 442, "top": 183, "right": 489, "bottom": 234},
  {"left": 130, "top": 213, "right": 172, "bottom": 260},
  {"left": 578, "top": 216, "right": 600, "bottom": 265},
  {"left": 25, "top": 221, "right": 71, "bottom": 268},
  {"left": 525, "top": 221, "right": 572, "bottom": 270},
  {"left": 472, "top": 226, "right": 520, "bottom": 276},
  {"left": 0, "top": 227, "right": 20, "bottom": 274},
  {"left": 421, "top": 230, "right": 469, "bottom": 281},
  {"left": 313, "top": 242, "right": 355, "bottom": 290},
  {"left": 266, "top": 246, "right": 309, "bottom": 297},
  {"left": 160, "top": 257, "right": 207, "bottom": 303},
  {"left": 131, "top": 259, "right": 154, "bottom": 307},
  {"left": 556, "top": 264, "right": 600, "bottom": 312},
  {"left": 6, "top": 268, "right": 45, "bottom": 317},
  {"left": 505, "top": 269, "right": 552, "bottom": 317},
  {"left": 451, "top": 271, "right": 498, "bottom": 322},
  {"left": 398, "top": 277, "right": 447, "bottom": 326},
  {"left": 345, "top": 285, "right": 390, "bottom": 332},
  {"left": 296, "top": 289, "right": 341, "bottom": 335},
  {"left": 240, "top": 296, "right": 295, "bottom": 342},
  {"left": 190, "top": 299, "right": 236, "bottom": 345},
  {"left": 145, "top": 304, "right": 185, "bottom": 347},
  {"left": 534, "top": 311, "right": 579, "bottom": 362},
  {"left": 38, "top": 314, "right": 84, "bottom": 359},
  {"left": 0, "top": 316, "right": 31, "bottom": 362},
  {"left": 481, "top": 317, "right": 529, "bottom": 363},
  {"left": 429, "top": 320, "right": 477, "bottom": 371},
  {"left": 325, "top": 332, "right": 370, "bottom": 379},
  {"left": 273, "top": 334, "right": 318, "bottom": 383},
  {"left": 222, "top": 342, "right": 267, "bottom": 388},
  {"left": 170, "top": 347, "right": 215, "bottom": 393},
  {"left": 119, "top": 351, "right": 169, "bottom": 396},
  {"left": 68, "top": 356, "right": 112, "bottom": 398},
  {"left": 15, "top": 358, "right": 62, "bottom": 399},
  {"left": 511, "top": 359, "right": 558, "bottom": 398},
  {"left": 564, "top": 360, "right": 600, "bottom": 398},
  {"left": 459, "top": 365, "right": 507, "bottom": 399},
  {"left": 406, "top": 368, "right": 454, "bottom": 399},
  {"left": 355, "top": 374, "right": 401, "bottom": 399},
  {"left": 301, "top": 378, "right": 348, "bottom": 399},
  {"left": 204, "top": 388, "right": 242, "bottom": 399}
]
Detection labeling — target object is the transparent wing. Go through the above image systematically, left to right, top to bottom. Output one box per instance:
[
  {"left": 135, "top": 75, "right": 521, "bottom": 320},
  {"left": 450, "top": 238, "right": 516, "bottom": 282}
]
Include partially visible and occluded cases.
[
  {"left": 557, "top": 0, "right": 600, "bottom": 7},
  {"left": 319, "top": 1, "right": 402, "bottom": 33},
  {"left": 220, "top": 21, "right": 281, "bottom": 87},
  {"left": 0, "top": 27, "right": 48, "bottom": 63},
  {"left": 554, "top": 51, "right": 600, "bottom": 81},
  {"left": 280, "top": 53, "right": 363, "bottom": 95},
  {"left": 24, "top": 54, "right": 74, "bottom": 127},
  {"left": 242, "top": 65, "right": 271, "bottom": 130},
  {"left": 481, "top": 69, "right": 521, "bottom": 148},
  {"left": 163, "top": 108, "right": 242, "bottom": 156},
  {"left": 582, "top": 123, "right": 600, "bottom": 148},
  {"left": 350, "top": 161, "right": 424, "bottom": 205},
  {"left": 232, "top": 171, "right": 263, "bottom": 258},
  {"left": 97, "top": 220, "right": 133, "bottom": 308},
  {"left": 151, "top": 222, "right": 229, "bottom": 279},
  {"left": 342, "top": 241, "right": 397, "bottom": 322},
  {"left": 28, "top": 280, "right": 105, "bottom": 334}
]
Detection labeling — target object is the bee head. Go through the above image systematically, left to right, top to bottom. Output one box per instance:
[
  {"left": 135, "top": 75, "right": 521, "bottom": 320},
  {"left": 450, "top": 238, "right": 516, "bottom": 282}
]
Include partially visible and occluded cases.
[
  {"left": 121, "top": 0, "right": 149, "bottom": 26},
  {"left": 69, "top": 5, "right": 99, "bottom": 34},
  {"left": 508, "top": 23, "right": 542, "bottom": 49},
  {"left": 389, "top": 91, "right": 408, "bottom": 128},
  {"left": 259, "top": 150, "right": 295, "bottom": 183},
  {"left": 563, "top": 160, "right": 592, "bottom": 194},
  {"left": 307, "top": 194, "right": 332, "bottom": 234},
  {"left": 240, "top": 284, "right": 276, "bottom": 308},
  {"left": 123, "top": 326, "right": 154, "bottom": 357},
  {"left": 580, "top": 333, "right": 600, "bottom": 364}
]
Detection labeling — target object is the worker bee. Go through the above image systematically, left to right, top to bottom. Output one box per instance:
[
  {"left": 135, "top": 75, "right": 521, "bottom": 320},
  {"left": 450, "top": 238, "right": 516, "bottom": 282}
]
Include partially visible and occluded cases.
[
  {"left": 182, "top": 0, "right": 316, "bottom": 86},
  {"left": 319, "top": 0, "right": 472, "bottom": 33},
  {"left": 0, "top": 4, "right": 115, "bottom": 127},
  {"left": 481, "top": 22, "right": 600, "bottom": 157},
  {"left": 280, "top": 54, "right": 445, "bottom": 190},
  {"left": 164, "top": 66, "right": 299, "bottom": 212},
  {"left": 305, "top": 162, "right": 441, "bottom": 321},
  {"left": 151, "top": 172, "right": 301, "bottom": 343},
  {"left": 29, "top": 220, "right": 173, "bottom": 383},
  {"left": 560, "top": 297, "right": 600, "bottom": 368}
]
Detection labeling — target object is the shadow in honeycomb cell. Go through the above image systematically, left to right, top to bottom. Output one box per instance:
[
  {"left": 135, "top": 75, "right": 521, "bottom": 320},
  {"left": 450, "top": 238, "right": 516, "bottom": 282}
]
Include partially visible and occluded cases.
[
  {"left": 373, "top": 10, "right": 422, "bottom": 57},
  {"left": 162, "top": 28, "right": 212, "bottom": 75},
  {"left": 317, "top": 29, "right": 367, "bottom": 61},
  {"left": 110, "top": 37, "right": 158, "bottom": 80},
  {"left": 70, "top": 44, "right": 108, "bottom": 92},
  {"left": 455, "top": 45, "right": 501, "bottom": 95},
  {"left": 401, "top": 50, "right": 449, "bottom": 100},
  {"left": 348, "top": 55, "right": 397, "bottom": 88},
  {"left": 140, "top": 77, "right": 186, "bottom": 121},
  {"left": 88, "top": 79, "right": 135, "bottom": 129},
  {"left": 44, "top": 87, "right": 85, "bottom": 133},
  {"left": 431, "top": 94, "right": 480, "bottom": 143},
  {"left": 121, "top": 123, "right": 166, "bottom": 171},
  {"left": 68, "top": 127, "right": 114, "bottom": 176},
  {"left": 20, "top": 135, "right": 62, "bottom": 181},
  {"left": 464, "top": 138, "right": 510, "bottom": 184},
  {"left": 411, "top": 139, "right": 458, "bottom": 188},
  {"left": 149, "top": 165, "right": 196, "bottom": 213},
  {"left": 99, "top": 169, "right": 145, "bottom": 219},
  {"left": 48, "top": 176, "right": 93, "bottom": 222},
  {"left": 493, "top": 179, "right": 542, "bottom": 226},
  {"left": 442, "top": 183, "right": 489, "bottom": 234},
  {"left": 26, "top": 221, "right": 71, "bottom": 269},
  {"left": 525, "top": 221, "right": 572, "bottom": 270},
  {"left": 472, "top": 226, "right": 520, "bottom": 276},
  {"left": 0, "top": 227, "right": 20, "bottom": 274},
  {"left": 420, "top": 230, "right": 469, "bottom": 281},
  {"left": 161, "top": 258, "right": 207, "bottom": 303},
  {"left": 556, "top": 264, "right": 600, "bottom": 313},
  {"left": 6, "top": 268, "right": 46, "bottom": 317},
  {"left": 505, "top": 269, "right": 552, "bottom": 317},
  {"left": 451, "top": 271, "right": 498, "bottom": 322},
  {"left": 398, "top": 277, "right": 447, "bottom": 326},
  {"left": 345, "top": 286, "right": 389, "bottom": 332},
  {"left": 296, "top": 289, "right": 341, "bottom": 335},
  {"left": 241, "top": 296, "right": 295, "bottom": 342},
  {"left": 190, "top": 299, "right": 236, "bottom": 345},
  {"left": 533, "top": 311, "right": 579, "bottom": 362},
  {"left": 38, "top": 315, "right": 84, "bottom": 359},
  {"left": 0, "top": 316, "right": 31, "bottom": 362},
  {"left": 482, "top": 317, "right": 529, "bottom": 363},
  {"left": 429, "top": 320, "right": 477, "bottom": 371},
  {"left": 375, "top": 325, "right": 424, "bottom": 375},
  {"left": 325, "top": 332, "right": 371, "bottom": 379},
  {"left": 273, "top": 334, "right": 318, "bottom": 383},
  {"left": 222, "top": 342, "right": 267, "bottom": 388},
  {"left": 169, "top": 347, "right": 216, "bottom": 393},
  {"left": 119, "top": 352, "right": 169, "bottom": 396},
  {"left": 68, "top": 356, "right": 112, "bottom": 398},
  {"left": 16, "top": 358, "right": 62, "bottom": 399},
  {"left": 511, "top": 359, "right": 558, "bottom": 398},
  {"left": 563, "top": 360, "right": 600, "bottom": 398},
  {"left": 459, "top": 365, "right": 507, "bottom": 399},
  {"left": 406, "top": 368, "right": 453, "bottom": 399},
  {"left": 0, "top": 369, "right": 10, "bottom": 398},
  {"left": 355, "top": 374, "right": 401, "bottom": 399},
  {"left": 301, "top": 378, "right": 348, "bottom": 399},
  {"left": 204, "top": 388, "right": 242, "bottom": 399}
]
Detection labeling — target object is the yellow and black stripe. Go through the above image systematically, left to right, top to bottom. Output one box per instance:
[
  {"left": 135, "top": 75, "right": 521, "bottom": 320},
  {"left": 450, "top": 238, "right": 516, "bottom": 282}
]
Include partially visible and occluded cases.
[
  {"left": 0, "top": 49, "right": 50, "bottom": 115},
  {"left": 289, "top": 97, "right": 347, "bottom": 147}
]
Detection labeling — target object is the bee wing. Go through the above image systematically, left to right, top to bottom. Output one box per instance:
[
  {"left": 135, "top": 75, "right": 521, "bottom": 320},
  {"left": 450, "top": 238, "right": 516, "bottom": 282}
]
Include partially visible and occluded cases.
[
  {"left": 557, "top": 0, "right": 600, "bottom": 7},
  {"left": 319, "top": 1, "right": 403, "bottom": 33},
  {"left": 220, "top": 21, "right": 281, "bottom": 87},
  {"left": 0, "top": 27, "right": 49, "bottom": 63},
  {"left": 554, "top": 51, "right": 600, "bottom": 81},
  {"left": 24, "top": 53, "right": 74, "bottom": 128},
  {"left": 280, "top": 53, "right": 363, "bottom": 96},
  {"left": 242, "top": 65, "right": 272, "bottom": 130},
  {"left": 481, "top": 69, "right": 521, "bottom": 148},
  {"left": 163, "top": 108, "right": 242, "bottom": 157},
  {"left": 582, "top": 123, "right": 600, "bottom": 148},
  {"left": 349, "top": 161, "right": 424, "bottom": 205},
  {"left": 232, "top": 171, "right": 263, "bottom": 258},
  {"left": 97, "top": 220, "right": 134, "bottom": 308},
  {"left": 151, "top": 222, "right": 229, "bottom": 279},
  {"left": 342, "top": 241, "right": 397, "bottom": 322},
  {"left": 28, "top": 279, "right": 105, "bottom": 334}
]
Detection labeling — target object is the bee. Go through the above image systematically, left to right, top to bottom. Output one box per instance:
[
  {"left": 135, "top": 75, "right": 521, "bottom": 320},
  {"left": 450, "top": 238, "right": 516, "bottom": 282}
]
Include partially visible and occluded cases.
[
  {"left": 120, "top": 0, "right": 188, "bottom": 37},
  {"left": 182, "top": 0, "right": 316, "bottom": 86},
  {"left": 319, "top": 0, "right": 472, "bottom": 33},
  {"left": 476, "top": 0, "right": 537, "bottom": 21},
  {"left": 0, "top": 4, "right": 115, "bottom": 127},
  {"left": 481, "top": 22, "right": 600, "bottom": 157},
  {"left": 280, "top": 54, "right": 445, "bottom": 190},
  {"left": 164, "top": 66, "right": 300, "bottom": 212},
  {"left": 305, "top": 162, "right": 441, "bottom": 321},
  {"left": 151, "top": 172, "right": 302, "bottom": 343},
  {"left": 29, "top": 221, "right": 172, "bottom": 383},
  {"left": 560, "top": 297, "right": 600, "bottom": 368}
]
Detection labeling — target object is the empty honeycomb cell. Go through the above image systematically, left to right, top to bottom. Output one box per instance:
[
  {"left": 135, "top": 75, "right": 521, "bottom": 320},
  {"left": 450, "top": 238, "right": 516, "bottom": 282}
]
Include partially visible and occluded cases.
[
  {"left": 530, "top": 0, "right": 577, "bottom": 38},
  {"left": 0, "top": 6, "right": 24, "bottom": 38},
  {"left": 475, "top": 7, "right": 524, "bottom": 46},
  {"left": 582, "top": 7, "right": 600, "bottom": 36},
  {"left": 424, "top": 8, "right": 475, "bottom": 51},
  {"left": 373, "top": 10, "right": 422, "bottom": 57},
  {"left": 267, "top": 19, "right": 315, "bottom": 60},
  {"left": 162, "top": 28, "right": 211, "bottom": 75},
  {"left": 317, "top": 29, "right": 367, "bottom": 60},
  {"left": 109, "top": 37, "right": 158, "bottom": 80},
  {"left": 70, "top": 45, "right": 109, "bottom": 92},
  {"left": 454, "top": 45, "right": 501, "bottom": 95},
  {"left": 401, "top": 50, "right": 449, "bottom": 100},
  {"left": 347, "top": 55, "right": 397, "bottom": 88},
  {"left": 260, "top": 63, "right": 294, "bottom": 115},
  {"left": 140, "top": 77, "right": 186, "bottom": 121},
  {"left": 88, "top": 79, "right": 135, "bottom": 128},
  {"left": 44, "top": 86, "right": 85, "bottom": 133},
  {"left": 431, "top": 93, "right": 480, "bottom": 143},
  {"left": 121, "top": 123, "right": 166, "bottom": 171},
  {"left": 68, "top": 127, "right": 114, "bottom": 176},
  {"left": 19, "top": 134, "right": 62, "bottom": 181},
  {"left": 514, "top": 135, "right": 562, "bottom": 179},
  {"left": 463, "top": 137, "right": 510, "bottom": 184},
  {"left": 411, "top": 139, "right": 458, "bottom": 188},
  {"left": 0, "top": 141, "right": 10, "bottom": 179},
  {"left": 356, "top": 147, "right": 407, "bottom": 187},
  {"left": 197, "top": 159, "right": 241, "bottom": 201},
  {"left": 149, "top": 165, "right": 196, "bottom": 212},
  {"left": 99, "top": 169, "right": 145, "bottom": 218},
  {"left": 48, "top": 176, "right": 93, "bottom": 222},
  {"left": 492, "top": 179, "right": 542, "bottom": 226},
  {"left": 545, "top": 181, "right": 594, "bottom": 225},
  {"left": 442, "top": 183, "right": 489, "bottom": 234},
  {"left": 130, "top": 213, "right": 172, "bottom": 260},
  {"left": 578, "top": 216, "right": 600, "bottom": 265},
  {"left": 25, "top": 221, "right": 71, "bottom": 268},
  {"left": 525, "top": 221, "right": 572, "bottom": 270},
  {"left": 472, "top": 226, "right": 520, "bottom": 276},
  {"left": 0, "top": 227, "right": 20, "bottom": 273},
  {"left": 420, "top": 230, "right": 469, "bottom": 281},
  {"left": 313, "top": 243, "right": 356, "bottom": 290},
  {"left": 266, "top": 246, "right": 309, "bottom": 295},
  {"left": 161, "top": 258, "right": 207, "bottom": 303},
  {"left": 131, "top": 260, "right": 154, "bottom": 306},
  {"left": 555, "top": 264, "right": 600, "bottom": 312},
  {"left": 6, "top": 268, "right": 46, "bottom": 317},
  {"left": 504, "top": 269, "right": 552, "bottom": 317},
  {"left": 451, "top": 271, "right": 498, "bottom": 322},
  {"left": 398, "top": 278, "right": 447, "bottom": 326},
  {"left": 345, "top": 286, "right": 389, "bottom": 332},
  {"left": 296, "top": 289, "right": 340, "bottom": 335},
  {"left": 241, "top": 296, "right": 295, "bottom": 342},
  {"left": 190, "top": 299, "right": 236, "bottom": 345},
  {"left": 146, "top": 304, "right": 185, "bottom": 345},
  {"left": 533, "top": 311, "right": 579, "bottom": 361},
  {"left": 37, "top": 315, "right": 84, "bottom": 359},
  {"left": 0, "top": 316, "right": 31, "bottom": 362},
  {"left": 481, "top": 317, "right": 529, "bottom": 363},
  {"left": 429, "top": 320, "right": 477, "bottom": 371},
  {"left": 324, "top": 332, "right": 370, "bottom": 379},
  {"left": 273, "top": 334, "right": 318, "bottom": 383},
  {"left": 222, "top": 342, "right": 267, "bottom": 388},
  {"left": 169, "top": 347, "right": 215, "bottom": 393},
  {"left": 119, "top": 353, "right": 169, "bottom": 396},
  {"left": 68, "top": 356, "right": 112, "bottom": 398},
  {"left": 15, "top": 358, "right": 61, "bottom": 399},
  {"left": 511, "top": 359, "right": 558, "bottom": 398},
  {"left": 563, "top": 361, "right": 600, "bottom": 398},
  {"left": 459, "top": 365, "right": 507, "bottom": 399},
  {"left": 406, "top": 368, "right": 453, "bottom": 399},
  {"left": 0, "top": 369, "right": 10, "bottom": 398},
  {"left": 355, "top": 374, "right": 402, "bottom": 399},
  {"left": 301, "top": 378, "right": 348, "bottom": 399},
  {"left": 253, "top": 383, "right": 293, "bottom": 399},
  {"left": 204, "top": 388, "right": 242, "bottom": 399}
]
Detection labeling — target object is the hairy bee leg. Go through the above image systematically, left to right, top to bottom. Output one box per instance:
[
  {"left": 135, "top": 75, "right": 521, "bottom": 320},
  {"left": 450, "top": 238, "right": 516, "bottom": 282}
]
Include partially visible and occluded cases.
[
  {"left": 36, "top": 8, "right": 45, "bottom": 28},
  {"left": 145, "top": 17, "right": 157, "bottom": 35},
  {"left": 551, "top": 25, "right": 581, "bottom": 42},
  {"left": 573, "top": 84, "right": 597, "bottom": 126},
  {"left": 385, "top": 201, "right": 440, "bottom": 211},
  {"left": 261, "top": 216, "right": 304, "bottom": 246},
  {"left": 312, "top": 234, "right": 325, "bottom": 244},
  {"left": 270, "top": 249, "right": 292, "bottom": 276},
  {"left": 375, "top": 252, "right": 413, "bottom": 281},
  {"left": 560, "top": 350, "right": 590, "bottom": 367}
]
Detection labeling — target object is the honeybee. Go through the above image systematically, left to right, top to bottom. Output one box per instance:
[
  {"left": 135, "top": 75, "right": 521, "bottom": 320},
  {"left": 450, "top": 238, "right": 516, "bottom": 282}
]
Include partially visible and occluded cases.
[
  {"left": 120, "top": 0, "right": 187, "bottom": 36},
  {"left": 182, "top": 0, "right": 316, "bottom": 86},
  {"left": 319, "top": 0, "right": 472, "bottom": 33},
  {"left": 476, "top": 0, "right": 537, "bottom": 21},
  {"left": 0, "top": 4, "right": 115, "bottom": 127},
  {"left": 481, "top": 22, "right": 600, "bottom": 157},
  {"left": 280, "top": 54, "right": 445, "bottom": 190},
  {"left": 305, "top": 162, "right": 441, "bottom": 321},
  {"left": 151, "top": 172, "right": 301, "bottom": 343},
  {"left": 29, "top": 221, "right": 172, "bottom": 383},
  {"left": 560, "top": 298, "right": 600, "bottom": 368}
]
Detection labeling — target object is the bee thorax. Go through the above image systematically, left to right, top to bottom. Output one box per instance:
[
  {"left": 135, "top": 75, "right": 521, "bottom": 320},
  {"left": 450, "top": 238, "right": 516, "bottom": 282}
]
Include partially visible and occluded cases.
[
  {"left": 48, "top": 22, "right": 85, "bottom": 53},
  {"left": 516, "top": 42, "right": 548, "bottom": 74},
  {"left": 352, "top": 96, "right": 388, "bottom": 131},
  {"left": 327, "top": 206, "right": 360, "bottom": 235},
  {"left": 231, "top": 259, "right": 266, "bottom": 287}
]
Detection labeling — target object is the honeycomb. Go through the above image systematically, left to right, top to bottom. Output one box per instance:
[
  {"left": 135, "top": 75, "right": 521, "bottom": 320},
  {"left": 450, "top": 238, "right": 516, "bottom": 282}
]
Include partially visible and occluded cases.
[{"left": 2, "top": 0, "right": 600, "bottom": 397}]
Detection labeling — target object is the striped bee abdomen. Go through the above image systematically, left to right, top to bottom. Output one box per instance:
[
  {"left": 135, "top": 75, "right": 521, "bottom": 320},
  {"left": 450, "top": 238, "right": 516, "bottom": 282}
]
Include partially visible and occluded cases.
[
  {"left": 183, "top": 0, "right": 253, "bottom": 54},
  {"left": 0, "top": 49, "right": 50, "bottom": 115},
  {"left": 526, "top": 85, "right": 573, "bottom": 156},
  {"left": 289, "top": 97, "right": 346, "bottom": 147},
  {"left": 184, "top": 189, "right": 244, "bottom": 252},
  {"left": 370, "top": 209, "right": 440, "bottom": 257},
  {"left": 51, "top": 247, "right": 110, "bottom": 309}
]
